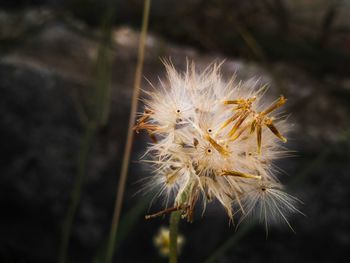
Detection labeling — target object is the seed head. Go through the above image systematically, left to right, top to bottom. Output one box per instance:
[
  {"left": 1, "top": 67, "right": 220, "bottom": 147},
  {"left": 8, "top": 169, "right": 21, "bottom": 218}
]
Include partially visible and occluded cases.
[{"left": 135, "top": 60, "right": 301, "bottom": 229}]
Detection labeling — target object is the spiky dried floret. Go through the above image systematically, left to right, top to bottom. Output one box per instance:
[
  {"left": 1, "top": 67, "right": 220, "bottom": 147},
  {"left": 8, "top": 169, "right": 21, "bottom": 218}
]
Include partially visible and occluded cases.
[{"left": 135, "top": 60, "right": 300, "bottom": 229}]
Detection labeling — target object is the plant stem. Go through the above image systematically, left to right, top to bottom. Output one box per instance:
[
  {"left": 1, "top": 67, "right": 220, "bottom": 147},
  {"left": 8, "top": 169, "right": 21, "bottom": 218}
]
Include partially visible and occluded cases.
[
  {"left": 105, "top": 0, "right": 151, "bottom": 262},
  {"left": 58, "top": 3, "right": 114, "bottom": 261},
  {"left": 58, "top": 122, "right": 96, "bottom": 263},
  {"left": 169, "top": 211, "right": 181, "bottom": 263},
  {"left": 204, "top": 222, "right": 254, "bottom": 263}
]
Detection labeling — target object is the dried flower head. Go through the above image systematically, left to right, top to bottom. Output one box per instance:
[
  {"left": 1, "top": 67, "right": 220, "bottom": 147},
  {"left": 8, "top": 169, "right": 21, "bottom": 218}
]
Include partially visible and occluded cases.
[{"left": 135, "top": 60, "right": 301, "bottom": 229}]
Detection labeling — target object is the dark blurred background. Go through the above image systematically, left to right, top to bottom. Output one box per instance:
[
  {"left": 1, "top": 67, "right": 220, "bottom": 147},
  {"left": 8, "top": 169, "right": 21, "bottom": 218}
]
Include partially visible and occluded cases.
[{"left": 1, "top": 0, "right": 350, "bottom": 262}]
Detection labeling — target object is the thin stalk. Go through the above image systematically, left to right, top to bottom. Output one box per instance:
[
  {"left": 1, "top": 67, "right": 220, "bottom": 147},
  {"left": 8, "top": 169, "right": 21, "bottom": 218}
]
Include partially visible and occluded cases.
[
  {"left": 105, "top": 0, "right": 151, "bottom": 262},
  {"left": 58, "top": 5, "right": 113, "bottom": 261},
  {"left": 58, "top": 122, "right": 96, "bottom": 263},
  {"left": 93, "top": 194, "right": 152, "bottom": 263},
  {"left": 169, "top": 211, "right": 181, "bottom": 263},
  {"left": 204, "top": 223, "right": 254, "bottom": 263}
]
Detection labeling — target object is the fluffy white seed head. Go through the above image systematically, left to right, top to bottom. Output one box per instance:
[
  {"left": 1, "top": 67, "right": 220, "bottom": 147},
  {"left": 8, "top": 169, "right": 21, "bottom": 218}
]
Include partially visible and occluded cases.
[{"left": 135, "top": 60, "right": 300, "bottom": 228}]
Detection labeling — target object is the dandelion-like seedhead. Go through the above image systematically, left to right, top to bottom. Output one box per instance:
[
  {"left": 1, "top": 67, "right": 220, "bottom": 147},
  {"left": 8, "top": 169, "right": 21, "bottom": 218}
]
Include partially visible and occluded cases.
[{"left": 135, "top": 61, "right": 301, "bottom": 229}]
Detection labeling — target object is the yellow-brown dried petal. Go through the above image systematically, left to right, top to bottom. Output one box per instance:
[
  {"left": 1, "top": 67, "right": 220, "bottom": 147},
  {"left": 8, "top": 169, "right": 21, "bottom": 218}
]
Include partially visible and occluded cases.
[
  {"left": 262, "top": 95, "right": 287, "bottom": 115},
  {"left": 204, "top": 134, "right": 229, "bottom": 156},
  {"left": 220, "top": 170, "right": 261, "bottom": 180}
]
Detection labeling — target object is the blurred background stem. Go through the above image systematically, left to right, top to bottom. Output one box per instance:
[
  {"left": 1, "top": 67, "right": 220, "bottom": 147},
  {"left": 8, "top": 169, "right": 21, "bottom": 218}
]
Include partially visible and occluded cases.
[
  {"left": 105, "top": 0, "right": 151, "bottom": 262},
  {"left": 58, "top": 3, "right": 114, "bottom": 262},
  {"left": 59, "top": 122, "right": 96, "bottom": 263},
  {"left": 169, "top": 211, "right": 181, "bottom": 263},
  {"left": 204, "top": 223, "right": 254, "bottom": 263}
]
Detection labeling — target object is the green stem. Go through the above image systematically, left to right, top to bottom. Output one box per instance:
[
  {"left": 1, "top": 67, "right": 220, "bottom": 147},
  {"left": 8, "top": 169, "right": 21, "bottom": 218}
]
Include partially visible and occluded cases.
[
  {"left": 58, "top": 3, "right": 114, "bottom": 261},
  {"left": 58, "top": 122, "right": 96, "bottom": 263},
  {"left": 169, "top": 211, "right": 181, "bottom": 263},
  {"left": 204, "top": 222, "right": 254, "bottom": 263}
]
